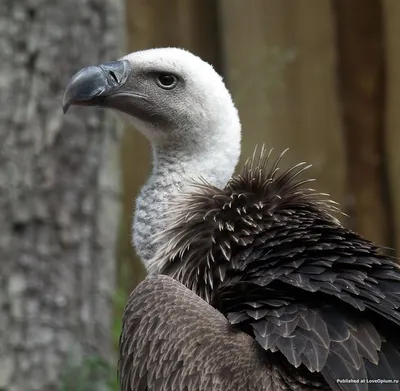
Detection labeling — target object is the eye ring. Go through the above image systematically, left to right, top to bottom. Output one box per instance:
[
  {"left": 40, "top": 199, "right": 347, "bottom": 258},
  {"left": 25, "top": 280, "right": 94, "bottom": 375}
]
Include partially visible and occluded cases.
[{"left": 156, "top": 74, "right": 178, "bottom": 89}]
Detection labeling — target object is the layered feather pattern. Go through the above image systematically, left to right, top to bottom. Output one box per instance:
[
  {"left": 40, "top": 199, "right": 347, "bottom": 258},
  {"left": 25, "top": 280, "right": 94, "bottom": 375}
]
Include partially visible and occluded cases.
[
  {"left": 120, "top": 147, "right": 400, "bottom": 390},
  {"left": 119, "top": 274, "right": 331, "bottom": 390}
]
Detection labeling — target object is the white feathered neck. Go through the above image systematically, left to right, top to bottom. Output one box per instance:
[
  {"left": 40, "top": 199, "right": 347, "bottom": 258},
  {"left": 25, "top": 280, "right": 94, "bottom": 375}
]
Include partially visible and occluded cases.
[{"left": 130, "top": 48, "right": 242, "bottom": 270}]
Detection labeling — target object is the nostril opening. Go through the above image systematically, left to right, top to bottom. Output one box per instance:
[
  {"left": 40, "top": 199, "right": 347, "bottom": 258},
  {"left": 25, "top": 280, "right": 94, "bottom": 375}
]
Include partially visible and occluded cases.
[{"left": 109, "top": 70, "right": 118, "bottom": 83}]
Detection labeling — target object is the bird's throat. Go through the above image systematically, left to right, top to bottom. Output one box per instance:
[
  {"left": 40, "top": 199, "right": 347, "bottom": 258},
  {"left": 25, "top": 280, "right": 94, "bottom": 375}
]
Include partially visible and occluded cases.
[{"left": 132, "top": 140, "right": 239, "bottom": 272}]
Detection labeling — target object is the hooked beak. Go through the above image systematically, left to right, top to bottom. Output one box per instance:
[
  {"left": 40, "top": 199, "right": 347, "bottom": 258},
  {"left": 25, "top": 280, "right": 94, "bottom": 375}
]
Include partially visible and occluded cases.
[{"left": 62, "top": 60, "right": 130, "bottom": 114}]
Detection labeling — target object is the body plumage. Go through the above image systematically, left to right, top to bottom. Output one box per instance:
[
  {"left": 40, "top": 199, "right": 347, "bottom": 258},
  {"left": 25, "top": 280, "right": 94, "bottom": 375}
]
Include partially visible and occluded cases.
[{"left": 63, "top": 47, "right": 400, "bottom": 391}]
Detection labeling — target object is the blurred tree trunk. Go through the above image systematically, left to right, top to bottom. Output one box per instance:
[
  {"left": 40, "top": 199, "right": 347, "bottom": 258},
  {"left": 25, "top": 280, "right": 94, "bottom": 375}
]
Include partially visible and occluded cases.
[
  {"left": 218, "top": 0, "right": 346, "bottom": 208},
  {"left": 333, "top": 0, "right": 391, "bottom": 247},
  {"left": 383, "top": 0, "right": 400, "bottom": 254},
  {"left": 0, "top": 1, "right": 124, "bottom": 390}
]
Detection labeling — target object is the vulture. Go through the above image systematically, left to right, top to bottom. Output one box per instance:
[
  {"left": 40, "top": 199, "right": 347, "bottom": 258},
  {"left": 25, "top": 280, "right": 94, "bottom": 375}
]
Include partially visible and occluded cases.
[{"left": 63, "top": 48, "right": 400, "bottom": 391}]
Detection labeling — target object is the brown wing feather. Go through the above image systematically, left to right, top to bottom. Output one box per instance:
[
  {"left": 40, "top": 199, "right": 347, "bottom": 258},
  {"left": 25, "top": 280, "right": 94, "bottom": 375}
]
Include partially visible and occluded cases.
[{"left": 118, "top": 274, "right": 275, "bottom": 391}]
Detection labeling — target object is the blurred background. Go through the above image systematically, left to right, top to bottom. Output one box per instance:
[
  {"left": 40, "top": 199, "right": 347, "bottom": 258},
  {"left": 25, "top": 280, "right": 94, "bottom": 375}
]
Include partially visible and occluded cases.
[{"left": 1, "top": 0, "right": 400, "bottom": 390}]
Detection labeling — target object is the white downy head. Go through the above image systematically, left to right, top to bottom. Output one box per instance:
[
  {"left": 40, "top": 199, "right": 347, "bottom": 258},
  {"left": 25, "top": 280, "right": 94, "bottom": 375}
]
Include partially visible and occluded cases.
[{"left": 63, "top": 47, "right": 242, "bottom": 270}]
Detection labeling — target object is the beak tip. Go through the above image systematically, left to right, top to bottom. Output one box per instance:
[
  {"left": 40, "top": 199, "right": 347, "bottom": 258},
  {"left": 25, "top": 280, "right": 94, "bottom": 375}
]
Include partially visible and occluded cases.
[
  {"left": 62, "top": 61, "right": 127, "bottom": 115},
  {"left": 62, "top": 86, "right": 73, "bottom": 114},
  {"left": 62, "top": 101, "right": 70, "bottom": 114}
]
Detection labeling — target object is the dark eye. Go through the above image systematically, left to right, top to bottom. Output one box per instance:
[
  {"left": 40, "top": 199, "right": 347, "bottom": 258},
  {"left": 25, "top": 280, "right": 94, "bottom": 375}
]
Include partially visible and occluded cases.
[{"left": 156, "top": 74, "right": 178, "bottom": 89}]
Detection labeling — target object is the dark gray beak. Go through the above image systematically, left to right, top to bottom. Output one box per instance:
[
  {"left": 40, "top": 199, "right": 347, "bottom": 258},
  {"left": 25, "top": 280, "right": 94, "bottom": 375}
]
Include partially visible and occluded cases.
[{"left": 62, "top": 60, "right": 129, "bottom": 113}]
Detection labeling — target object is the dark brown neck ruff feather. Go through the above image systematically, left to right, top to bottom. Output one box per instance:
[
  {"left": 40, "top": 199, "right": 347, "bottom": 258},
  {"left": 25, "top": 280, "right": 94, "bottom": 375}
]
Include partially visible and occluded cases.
[{"left": 152, "top": 147, "right": 342, "bottom": 301}]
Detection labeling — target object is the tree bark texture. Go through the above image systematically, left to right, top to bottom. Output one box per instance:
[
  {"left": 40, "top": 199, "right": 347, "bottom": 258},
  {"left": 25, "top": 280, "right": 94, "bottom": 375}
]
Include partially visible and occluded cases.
[{"left": 0, "top": 1, "right": 124, "bottom": 390}]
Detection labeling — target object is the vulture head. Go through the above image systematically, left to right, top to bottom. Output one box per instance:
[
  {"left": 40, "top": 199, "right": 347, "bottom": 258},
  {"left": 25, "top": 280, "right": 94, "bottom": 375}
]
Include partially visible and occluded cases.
[
  {"left": 63, "top": 47, "right": 242, "bottom": 265},
  {"left": 63, "top": 48, "right": 241, "bottom": 150}
]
